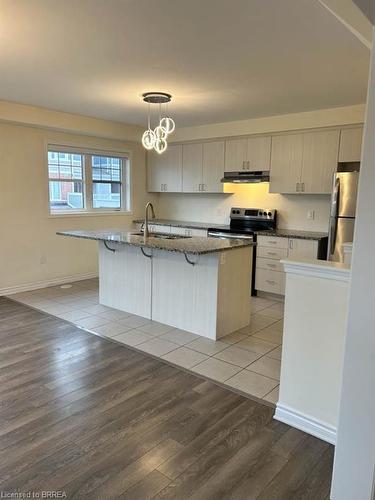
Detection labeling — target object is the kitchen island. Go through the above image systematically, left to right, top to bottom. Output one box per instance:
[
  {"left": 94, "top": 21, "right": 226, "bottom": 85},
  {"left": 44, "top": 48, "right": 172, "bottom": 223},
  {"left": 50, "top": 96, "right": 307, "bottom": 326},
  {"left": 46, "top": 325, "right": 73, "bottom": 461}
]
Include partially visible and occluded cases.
[{"left": 58, "top": 229, "right": 255, "bottom": 339}]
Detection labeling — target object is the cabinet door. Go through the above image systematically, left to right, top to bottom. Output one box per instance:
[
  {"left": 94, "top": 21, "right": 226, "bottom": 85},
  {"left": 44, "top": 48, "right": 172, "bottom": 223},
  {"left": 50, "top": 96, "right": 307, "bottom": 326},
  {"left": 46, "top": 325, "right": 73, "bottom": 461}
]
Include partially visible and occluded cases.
[
  {"left": 339, "top": 127, "right": 363, "bottom": 162},
  {"left": 301, "top": 130, "right": 339, "bottom": 194},
  {"left": 269, "top": 134, "right": 303, "bottom": 193},
  {"left": 246, "top": 136, "right": 271, "bottom": 172},
  {"left": 224, "top": 138, "right": 248, "bottom": 171},
  {"left": 202, "top": 141, "right": 225, "bottom": 193},
  {"left": 182, "top": 143, "right": 202, "bottom": 192},
  {"left": 163, "top": 144, "right": 183, "bottom": 192},
  {"left": 147, "top": 151, "right": 165, "bottom": 192},
  {"left": 287, "top": 239, "right": 318, "bottom": 260}
]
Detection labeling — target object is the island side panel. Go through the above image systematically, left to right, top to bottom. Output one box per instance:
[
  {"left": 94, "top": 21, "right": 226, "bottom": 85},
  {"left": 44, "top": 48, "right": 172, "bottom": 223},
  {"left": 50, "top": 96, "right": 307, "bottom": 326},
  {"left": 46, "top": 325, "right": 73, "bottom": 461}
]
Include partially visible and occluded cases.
[
  {"left": 99, "top": 242, "right": 152, "bottom": 318},
  {"left": 216, "top": 246, "right": 252, "bottom": 338},
  {"left": 151, "top": 250, "right": 219, "bottom": 339}
]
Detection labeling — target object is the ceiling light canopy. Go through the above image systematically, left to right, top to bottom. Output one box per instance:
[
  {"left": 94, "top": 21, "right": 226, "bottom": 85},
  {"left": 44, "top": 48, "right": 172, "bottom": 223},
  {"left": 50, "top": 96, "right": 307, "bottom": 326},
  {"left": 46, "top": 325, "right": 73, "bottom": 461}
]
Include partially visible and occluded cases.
[{"left": 141, "top": 92, "right": 175, "bottom": 154}]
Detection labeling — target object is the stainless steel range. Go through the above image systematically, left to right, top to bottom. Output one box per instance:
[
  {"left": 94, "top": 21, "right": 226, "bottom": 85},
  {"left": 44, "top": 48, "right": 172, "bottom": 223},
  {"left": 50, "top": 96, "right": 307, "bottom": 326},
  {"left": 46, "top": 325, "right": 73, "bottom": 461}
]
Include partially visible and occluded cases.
[{"left": 208, "top": 207, "right": 277, "bottom": 295}]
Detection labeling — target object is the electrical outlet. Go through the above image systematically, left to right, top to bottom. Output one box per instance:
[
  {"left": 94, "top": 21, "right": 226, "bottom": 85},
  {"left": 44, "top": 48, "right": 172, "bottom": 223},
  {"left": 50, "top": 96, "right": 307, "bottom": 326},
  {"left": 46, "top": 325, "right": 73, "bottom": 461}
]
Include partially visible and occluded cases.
[{"left": 307, "top": 210, "right": 315, "bottom": 220}]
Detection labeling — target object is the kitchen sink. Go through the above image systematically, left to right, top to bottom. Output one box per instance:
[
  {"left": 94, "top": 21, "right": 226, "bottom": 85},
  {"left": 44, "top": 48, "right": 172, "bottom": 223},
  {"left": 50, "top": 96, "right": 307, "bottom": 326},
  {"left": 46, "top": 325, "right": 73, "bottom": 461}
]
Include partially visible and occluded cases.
[{"left": 131, "top": 232, "right": 191, "bottom": 240}]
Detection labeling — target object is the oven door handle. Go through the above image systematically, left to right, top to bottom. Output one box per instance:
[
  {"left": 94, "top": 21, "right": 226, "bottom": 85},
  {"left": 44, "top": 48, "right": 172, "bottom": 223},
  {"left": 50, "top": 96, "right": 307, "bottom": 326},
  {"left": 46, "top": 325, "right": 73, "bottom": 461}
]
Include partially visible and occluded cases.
[{"left": 208, "top": 231, "right": 253, "bottom": 240}]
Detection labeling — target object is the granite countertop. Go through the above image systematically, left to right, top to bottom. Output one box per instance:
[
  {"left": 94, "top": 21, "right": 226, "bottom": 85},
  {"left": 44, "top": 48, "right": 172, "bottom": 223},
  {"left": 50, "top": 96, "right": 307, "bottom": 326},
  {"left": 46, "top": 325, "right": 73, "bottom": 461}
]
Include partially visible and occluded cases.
[
  {"left": 133, "top": 218, "right": 231, "bottom": 231},
  {"left": 134, "top": 219, "right": 328, "bottom": 240},
  {"left": 57, "top": 229, "right": 255, "bottom": 255},
  {"left": 256, "top": 229, "right": 328, "bottom": 240}
]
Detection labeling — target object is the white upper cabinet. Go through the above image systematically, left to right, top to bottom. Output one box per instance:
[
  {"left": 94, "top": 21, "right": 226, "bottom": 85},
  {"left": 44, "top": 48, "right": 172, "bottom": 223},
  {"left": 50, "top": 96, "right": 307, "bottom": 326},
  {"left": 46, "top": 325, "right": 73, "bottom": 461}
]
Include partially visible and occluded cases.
[
  {"left": 147, "top": 126, "right": 360, "bottom": 195},
  {"left": 339, "top": 127, "right": 363, "bottom": 162},
  {"left": 270, "top": 129, "right": 340, "bottom": 194},
  {"left": 301, "top": 130, "right": 340, "bottom": 194},
  {"left": 269, "top": 133, "right": 304, "bottom": 193},
  {"left": 225, "top": 136, "right": 271, "bottom": 171},
  {"left": 246, "top": 136, "right": 271, "bottom": 171},
  {"left": 224, "top": 138, "right": 248, "bottom": 171},
  {"left": 149, "top": 141, "right": 227, "bottom": 194},
  {"left": 177, "top": 141, "right": 228, "bottom": 194},
  {"left": 202, "top": 141, "right": 226, "bottom": 193},
  {"left": 182, "top": 143, "right": 203, "bottom": 192},
  {"left": 148, "top": 145, "right": 183, "bottom": 192}
]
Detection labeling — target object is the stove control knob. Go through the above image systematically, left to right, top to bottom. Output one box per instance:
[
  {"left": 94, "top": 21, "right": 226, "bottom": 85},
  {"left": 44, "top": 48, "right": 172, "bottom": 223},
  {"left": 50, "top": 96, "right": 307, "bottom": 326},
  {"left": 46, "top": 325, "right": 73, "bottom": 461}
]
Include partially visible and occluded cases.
[
  {"left": 263, "top": 211, "right": 267, "bottom": 216},
  {"left": 268, "top": 211, "right": 272, "bottom": 217}
]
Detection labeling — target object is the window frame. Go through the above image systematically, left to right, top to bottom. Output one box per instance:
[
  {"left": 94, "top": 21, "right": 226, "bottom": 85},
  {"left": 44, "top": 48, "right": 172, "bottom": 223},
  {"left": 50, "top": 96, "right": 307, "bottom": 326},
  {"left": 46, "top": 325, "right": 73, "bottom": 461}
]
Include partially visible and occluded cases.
[{"left": 46, "top": 143, "right": 131, "bottom": 217}]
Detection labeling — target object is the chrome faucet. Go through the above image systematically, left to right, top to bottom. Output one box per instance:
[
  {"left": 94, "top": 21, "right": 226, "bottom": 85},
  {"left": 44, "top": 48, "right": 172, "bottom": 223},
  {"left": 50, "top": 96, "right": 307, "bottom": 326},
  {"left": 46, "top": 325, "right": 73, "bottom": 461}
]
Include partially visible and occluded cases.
[{"left": 144, "top": 202, "right": 155, "bottom": 242}]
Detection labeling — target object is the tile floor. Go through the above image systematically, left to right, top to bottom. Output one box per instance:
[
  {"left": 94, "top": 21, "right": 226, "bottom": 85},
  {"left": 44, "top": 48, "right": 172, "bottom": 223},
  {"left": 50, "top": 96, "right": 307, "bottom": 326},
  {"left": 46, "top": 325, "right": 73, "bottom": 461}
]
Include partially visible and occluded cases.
[{"left": 8, "top": 279, "right": 284, "bottom": 404}]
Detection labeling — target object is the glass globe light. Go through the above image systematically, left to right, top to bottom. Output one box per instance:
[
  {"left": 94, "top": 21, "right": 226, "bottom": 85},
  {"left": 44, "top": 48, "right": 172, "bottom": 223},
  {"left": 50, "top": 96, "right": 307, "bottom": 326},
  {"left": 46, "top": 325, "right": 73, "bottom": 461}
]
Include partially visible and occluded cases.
[
  {"left": 160, "top": 116, "right": 175, "bottom": 135},
  {"left": 154, "top": 124, "right": 167, "bottom": 140},
  {"left": 142, "top": 129, "right": 156, "bottom": 150},
  {"left": 154, "top": 138, "right": 168, "bottom": 154}
]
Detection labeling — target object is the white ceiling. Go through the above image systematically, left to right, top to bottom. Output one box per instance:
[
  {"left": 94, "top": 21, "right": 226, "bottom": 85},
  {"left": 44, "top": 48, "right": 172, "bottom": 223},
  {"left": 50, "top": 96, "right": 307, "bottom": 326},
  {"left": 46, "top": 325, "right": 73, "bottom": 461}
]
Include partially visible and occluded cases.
[{"left": 0, "top": 0, "right": 370, "bottom": 127}]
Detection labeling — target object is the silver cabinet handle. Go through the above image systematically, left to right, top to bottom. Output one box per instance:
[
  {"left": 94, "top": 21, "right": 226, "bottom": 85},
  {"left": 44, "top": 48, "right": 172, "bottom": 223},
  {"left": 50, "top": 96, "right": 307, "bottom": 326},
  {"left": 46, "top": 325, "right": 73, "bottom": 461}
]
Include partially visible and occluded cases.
[
  {"left": 242, "top": 160, "right": 246, "bottom": 170},
  {"left": 247, "top": 161, "right": 250, "bottom": 170},
  {"left": 296, "top": 182, "right": 300, "bottom": 192},
  {"left": 301, "top": 182, "right": 305, "bottom": 192},
  {"left": 164, "top": 184, "right": 167, "bottom": 191},
  {"left": 202, "top": 184, "right": 206, "bottom": 191},
  {"left": 288, "top": 239, "right": 293, "bottom": 250},
  {"left": 268, "top": 240, "right": 277, "bottom": 245},
  {"left": 267, "top": 251, "right": 277, "bottom": 256},
  {"left": 267, "top": 263, "right": 277, "bottom": 268},
  {"left": 266, "top": 280, "right": 276, "bottom": 285}
]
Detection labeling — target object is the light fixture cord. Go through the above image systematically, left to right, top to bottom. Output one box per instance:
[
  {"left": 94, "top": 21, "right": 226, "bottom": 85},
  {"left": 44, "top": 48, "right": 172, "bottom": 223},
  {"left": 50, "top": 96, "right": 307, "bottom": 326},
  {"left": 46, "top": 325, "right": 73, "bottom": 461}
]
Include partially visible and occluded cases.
[{"left": 147, "top": 102, "right": 151, "bottom": 130}]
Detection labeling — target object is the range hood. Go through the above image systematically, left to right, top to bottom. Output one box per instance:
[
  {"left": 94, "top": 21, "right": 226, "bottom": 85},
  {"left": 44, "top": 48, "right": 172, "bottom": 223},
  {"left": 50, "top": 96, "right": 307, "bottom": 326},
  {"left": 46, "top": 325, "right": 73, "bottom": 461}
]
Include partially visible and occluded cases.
[{"left": 221, "top": 171, "right": 270, "bottom": 183}]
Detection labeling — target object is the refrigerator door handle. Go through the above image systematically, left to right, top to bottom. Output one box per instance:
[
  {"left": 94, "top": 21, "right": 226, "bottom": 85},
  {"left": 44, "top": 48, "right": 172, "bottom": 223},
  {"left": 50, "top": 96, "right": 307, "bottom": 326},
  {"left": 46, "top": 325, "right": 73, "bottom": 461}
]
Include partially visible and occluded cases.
[{"left": 331, "top": 177, "right": 340, "bottom": 218}]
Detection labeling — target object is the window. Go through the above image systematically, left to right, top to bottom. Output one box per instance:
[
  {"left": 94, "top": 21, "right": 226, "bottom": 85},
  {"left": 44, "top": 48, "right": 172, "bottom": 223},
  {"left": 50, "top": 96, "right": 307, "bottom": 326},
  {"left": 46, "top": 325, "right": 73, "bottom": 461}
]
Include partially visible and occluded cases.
[{"left": 47, "top": 147, "right": 130, "bottom": 214}]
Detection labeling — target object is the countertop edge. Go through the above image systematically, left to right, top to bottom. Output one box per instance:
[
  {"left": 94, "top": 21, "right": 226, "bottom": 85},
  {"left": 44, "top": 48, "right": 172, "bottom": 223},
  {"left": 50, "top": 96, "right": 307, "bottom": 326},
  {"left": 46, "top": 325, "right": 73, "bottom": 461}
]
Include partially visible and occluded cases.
[
  {"left": 57, "top": 231, "right": 255, "bottom": 255},
  {"left": 281, "top": 258, "right": 351, "bottom": 282}
]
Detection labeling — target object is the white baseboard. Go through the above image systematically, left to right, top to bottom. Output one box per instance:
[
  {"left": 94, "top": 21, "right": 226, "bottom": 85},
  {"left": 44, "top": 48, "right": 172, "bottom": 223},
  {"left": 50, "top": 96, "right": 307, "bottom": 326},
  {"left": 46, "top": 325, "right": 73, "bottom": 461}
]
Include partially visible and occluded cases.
[
  {"left": 1, "top": 272, "right": 98, "bottom": 296},
  {"left": 274, "top": 403, "right": 337, "bottom": 445}
]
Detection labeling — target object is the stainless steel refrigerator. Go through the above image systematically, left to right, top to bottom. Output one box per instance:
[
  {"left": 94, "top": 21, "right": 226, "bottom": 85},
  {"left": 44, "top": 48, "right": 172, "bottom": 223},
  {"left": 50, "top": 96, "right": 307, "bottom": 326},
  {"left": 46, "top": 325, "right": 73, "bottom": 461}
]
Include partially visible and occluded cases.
[{"left": 328, "top": 172, "right": 359, "bottom": 262}]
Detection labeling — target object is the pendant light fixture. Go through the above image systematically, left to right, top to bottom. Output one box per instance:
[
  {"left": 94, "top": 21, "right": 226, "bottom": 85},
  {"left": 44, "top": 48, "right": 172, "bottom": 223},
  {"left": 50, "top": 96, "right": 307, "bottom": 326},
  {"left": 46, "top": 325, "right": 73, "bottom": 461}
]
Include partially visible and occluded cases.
[{"left": 141, "top": 92, "right": 175, "bottom": 154}]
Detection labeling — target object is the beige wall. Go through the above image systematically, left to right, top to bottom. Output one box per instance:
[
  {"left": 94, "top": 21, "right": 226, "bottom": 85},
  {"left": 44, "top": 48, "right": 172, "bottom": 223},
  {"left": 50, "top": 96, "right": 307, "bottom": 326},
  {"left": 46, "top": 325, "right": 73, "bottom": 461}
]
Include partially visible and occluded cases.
[
  {"left": 171, "top": 104, "right": 365, "bottom": 142},
  {"left": 0, "top": 121, "right": 150, "bottom": 294},
  {"left": 156, "top": 185, "right": 330, "bottom": 231}
]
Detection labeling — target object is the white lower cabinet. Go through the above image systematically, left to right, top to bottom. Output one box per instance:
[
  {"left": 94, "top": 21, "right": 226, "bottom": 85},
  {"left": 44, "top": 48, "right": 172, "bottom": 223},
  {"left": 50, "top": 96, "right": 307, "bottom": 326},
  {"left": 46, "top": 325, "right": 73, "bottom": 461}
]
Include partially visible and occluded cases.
[
  {"left": 255, "top": 235, "right": 319, "bottom": 296},
  {"left": 256, "top": 268, "right": 286, "bottom": 295}
]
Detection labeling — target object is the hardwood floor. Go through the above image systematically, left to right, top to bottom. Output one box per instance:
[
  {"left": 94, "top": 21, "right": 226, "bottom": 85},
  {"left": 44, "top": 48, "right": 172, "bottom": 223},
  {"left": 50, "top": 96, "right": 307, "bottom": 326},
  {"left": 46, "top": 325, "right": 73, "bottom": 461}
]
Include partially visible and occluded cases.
[{"left": 0, "top": 297, "right": 333, "bottom": 499}]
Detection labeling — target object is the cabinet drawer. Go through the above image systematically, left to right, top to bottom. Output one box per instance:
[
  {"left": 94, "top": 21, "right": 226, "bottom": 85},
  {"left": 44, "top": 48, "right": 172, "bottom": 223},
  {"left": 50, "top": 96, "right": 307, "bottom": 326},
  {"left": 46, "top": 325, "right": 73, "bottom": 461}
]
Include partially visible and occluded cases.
[
  {"left": 149, "top": 224, "right": 171, "bottom": 233},
  {"left": 170, "top": 226, "right": 186, "bottom": 235},
  {"left": 170, "top": 227, "right": 207, "bottom": 237},
  {"left": 190, "top": 228, "right": 207, "bottom": 237},
  {"left": 257, "top": 235, "right": 288, "bottom": 249},
  {"left": 257, "top": 246, "right": 288, "bottom": 260},
  {"left": 256, "top": 257, "right": 284, "bottom": 272},
  {"left": 255, "top": 268, "right": 285, "bottom": 295}
]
